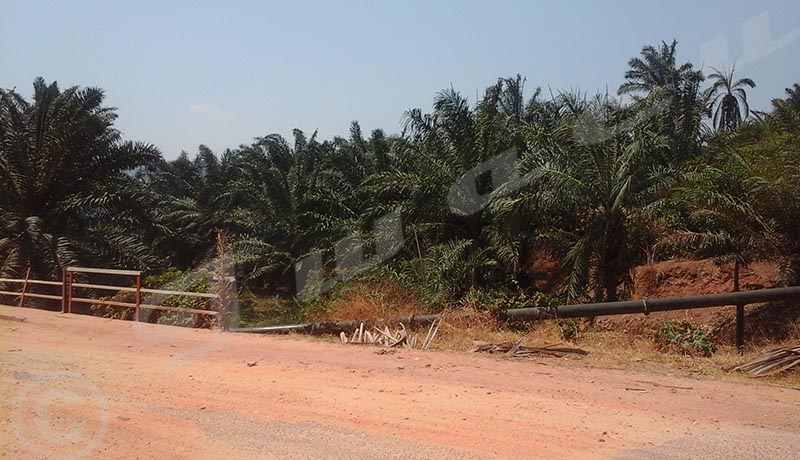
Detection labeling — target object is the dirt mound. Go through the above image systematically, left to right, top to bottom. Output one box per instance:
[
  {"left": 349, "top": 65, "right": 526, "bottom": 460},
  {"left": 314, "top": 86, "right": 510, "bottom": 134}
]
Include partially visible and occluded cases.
[
  {"left": 602, "top": 259, "right": 784, "bottom": 341},
  {"left": 632, "top": 259, "right": 780, "bottom": 300}
]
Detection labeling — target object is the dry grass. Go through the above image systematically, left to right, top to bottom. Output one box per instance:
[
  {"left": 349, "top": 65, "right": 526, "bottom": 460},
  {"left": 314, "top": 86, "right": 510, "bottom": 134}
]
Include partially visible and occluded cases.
[
  {"left": 302, "top": 276, "right": 800, "bottom": 388},
  {"left": 307, "top": 277, "right": 431, "bottom": 322},
  {"left": 323, "top": 305, "right": 800, "bottom": 388},
  {"left": 427, "top": 314, "right": 800, "bottom": 388}
]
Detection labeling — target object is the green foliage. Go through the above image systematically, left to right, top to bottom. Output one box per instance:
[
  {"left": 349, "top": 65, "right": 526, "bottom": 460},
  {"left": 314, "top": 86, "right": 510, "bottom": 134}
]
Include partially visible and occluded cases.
[
  {"left": 0, "top": 78, "right": 161, "bottom": 279},
  {"left": 143, "top": 267, "right": 184, "bottom": 288},
  {"left": 146, "top": 268, "right": 212, "bottom": 312},
  {"left": 475, "top": 288, "right": 561, "bottom": 311},
  {"left": 236, "top": 297, "right": 309, "bottom": 327},
  {"left": 557, "top": 319, "right": 580, "bottom": 342},
  {"left": 653, "top": 321, "right": 717, "bottom": 357}
]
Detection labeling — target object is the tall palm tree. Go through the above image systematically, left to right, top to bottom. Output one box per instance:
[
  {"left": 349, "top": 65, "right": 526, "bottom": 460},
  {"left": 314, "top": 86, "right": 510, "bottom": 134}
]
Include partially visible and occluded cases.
[
  {"left": 618, "top": 40, "right": 706, "bottom": 164},
  {"left": 618, "top": 40, "right": 703, "bottom": 99},
  {"left": 708, "top": 64, "right": 756, "bottom": 131},
  {"left": 0, "top": 78, "right": 161, "bottom": 279},
  {"left": 367, "top": 79, "right": 543, "bottom": 300},
  {"left": 770, "top": 83, "right": 800, "bottom": 130},
  {"left": 501, "top": 93, "right": 669, "bottom": 302},
  {"left": 232, "top": 129, "right": 366, "bottom": 293},
  {"left": 138, "top": 145, "right": 242, "bottom": 268},
  {"left": 663, "top": 155, "right": 780, "bottom": 292}
]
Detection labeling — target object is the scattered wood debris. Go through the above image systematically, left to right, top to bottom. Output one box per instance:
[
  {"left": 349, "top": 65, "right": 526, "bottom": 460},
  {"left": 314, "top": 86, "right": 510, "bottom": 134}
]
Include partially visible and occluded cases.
[
  {"left": 341, "top": 317, "right": 443, "bottom": 350},
  {"left": 467, "top": 339, "right": 588, "bottom": 359},
  {"left": 732, "top": 345, "right": 800, "bottom": 377}
]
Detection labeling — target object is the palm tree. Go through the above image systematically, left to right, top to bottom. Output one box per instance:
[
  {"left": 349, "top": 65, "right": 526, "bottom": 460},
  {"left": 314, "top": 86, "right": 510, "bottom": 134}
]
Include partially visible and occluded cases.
[
  {"left": 618, "top": 40, "right": 706, "bottom": 164},
  {"left": 618, "top": 40, "right": 703, "bottom": 99},
  {"left": 708, "top": 64, "right": 756, "bottom": 131},
  {"left": 0, "top": 78, "right": 161, "bottom": 279},
  {"left": 367, "top": 78, "right": 541, "bottom": 301},
  {"left": 770, "top": 83, "right": 800, "bottom": 130},
  {"left": 784, "top": 84, "right": 800, "bottom": 112},
  {"left": 520, "top": 94, "right": 669, "bottom": 302},
  {"left": 231, "top": 129, "right": 368, "bottom": 294},
  {"left": 138, "top": 145, "right": 243, "bottom": 268},
  {"left": 663, "top": 156, "right": 780, "bottom": 293}
]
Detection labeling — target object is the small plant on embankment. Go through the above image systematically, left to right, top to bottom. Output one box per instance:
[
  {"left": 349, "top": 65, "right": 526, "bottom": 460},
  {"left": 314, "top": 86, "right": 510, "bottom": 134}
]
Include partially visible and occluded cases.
[{"left": 653, "top": 320, "right": 717, "bottom": 357}]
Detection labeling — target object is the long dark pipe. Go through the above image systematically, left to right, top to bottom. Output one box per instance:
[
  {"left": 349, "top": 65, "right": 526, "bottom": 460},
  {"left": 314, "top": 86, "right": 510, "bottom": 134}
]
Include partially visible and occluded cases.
[
  {"left": 502, "top": 285, "right": 800, "bottom": 321},
  {"left": 231, "top": 286, "right": 800, "bottom": 335},
  {"left": 229, "top": 314, "right": 441, "bottom": 335}
]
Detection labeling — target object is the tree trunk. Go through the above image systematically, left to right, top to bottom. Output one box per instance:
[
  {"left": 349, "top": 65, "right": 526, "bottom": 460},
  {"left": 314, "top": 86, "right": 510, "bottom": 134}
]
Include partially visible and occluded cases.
[{"left": 605, "top": 277, "right": 618, "bottom": 302}]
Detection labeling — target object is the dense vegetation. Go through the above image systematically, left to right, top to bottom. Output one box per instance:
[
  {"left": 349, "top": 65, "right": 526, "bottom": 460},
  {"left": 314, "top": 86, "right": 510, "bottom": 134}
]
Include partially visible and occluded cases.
[{"left": 2, "top": 41, "right": 799, "bottom": 316}]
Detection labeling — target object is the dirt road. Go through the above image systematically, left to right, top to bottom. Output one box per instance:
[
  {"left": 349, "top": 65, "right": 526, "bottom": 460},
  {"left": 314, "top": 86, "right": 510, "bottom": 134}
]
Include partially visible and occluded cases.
[{"left": 1, "top": 305, "right": 798, "bottom": 460}]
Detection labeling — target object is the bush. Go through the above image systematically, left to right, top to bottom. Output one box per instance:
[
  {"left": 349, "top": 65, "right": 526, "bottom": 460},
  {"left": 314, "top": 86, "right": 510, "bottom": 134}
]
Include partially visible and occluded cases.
[
  {"left": 464, "top": 288, "right": 561, "bottom": 312},
  {"left": 557, "top": 319, "right": 580, "bottom": 341},
  {"left": 653, "top": 321, "right": 717, "bottom": 357}
]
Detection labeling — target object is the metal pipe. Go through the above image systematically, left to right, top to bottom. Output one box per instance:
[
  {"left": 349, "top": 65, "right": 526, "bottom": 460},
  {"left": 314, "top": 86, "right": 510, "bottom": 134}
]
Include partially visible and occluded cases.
[
  {"left": 232, "top": 286, "right": 800, "bottom": 337},
  {"left": 502, "top": 286, "right": 800, "bottom": 321},
  {"left": 231, "top": 314, "right": 441, "bottom": 335}
]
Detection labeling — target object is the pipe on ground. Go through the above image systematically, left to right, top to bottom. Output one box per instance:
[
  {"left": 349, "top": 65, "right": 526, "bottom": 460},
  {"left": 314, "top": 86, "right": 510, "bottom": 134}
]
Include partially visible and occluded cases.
[
  {"left": 231, "top": 286, "right": 800, "bottom": 335},
  {"left": 229, "top": 314, "right": 441, "bottom": 335}
]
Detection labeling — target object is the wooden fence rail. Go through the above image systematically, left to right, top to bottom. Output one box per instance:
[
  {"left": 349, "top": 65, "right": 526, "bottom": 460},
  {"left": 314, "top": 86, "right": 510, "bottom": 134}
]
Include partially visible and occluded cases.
[{"left": 0, "top": 267, "right": 219, "bottom": 320}]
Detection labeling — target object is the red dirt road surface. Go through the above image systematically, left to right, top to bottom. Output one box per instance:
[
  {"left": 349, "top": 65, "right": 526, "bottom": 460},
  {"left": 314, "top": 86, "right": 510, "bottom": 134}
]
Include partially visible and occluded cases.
[{"left": 1, "top": 305, "right": 799, "bottom": 460}]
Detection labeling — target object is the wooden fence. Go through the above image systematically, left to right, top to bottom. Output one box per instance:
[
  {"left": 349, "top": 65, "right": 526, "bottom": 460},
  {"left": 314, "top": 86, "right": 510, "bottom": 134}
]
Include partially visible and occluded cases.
[{"left": 0, "top": 266, "right": 219, "bottom": 321}]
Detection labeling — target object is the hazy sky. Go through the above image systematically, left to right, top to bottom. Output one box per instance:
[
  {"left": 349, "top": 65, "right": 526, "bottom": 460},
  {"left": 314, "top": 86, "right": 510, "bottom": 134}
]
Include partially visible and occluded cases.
[{"left": 2, "top": 0, "right": 799, "bottom": 159}]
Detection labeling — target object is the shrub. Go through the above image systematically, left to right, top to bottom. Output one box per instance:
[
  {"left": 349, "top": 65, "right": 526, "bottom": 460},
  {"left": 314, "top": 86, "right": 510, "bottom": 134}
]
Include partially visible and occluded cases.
[
  {"left": 557, "top": 319, "right": 580, "bottom": 341},
  {"left": 653, "top": 320, "right": 717, "bottom": 357}
]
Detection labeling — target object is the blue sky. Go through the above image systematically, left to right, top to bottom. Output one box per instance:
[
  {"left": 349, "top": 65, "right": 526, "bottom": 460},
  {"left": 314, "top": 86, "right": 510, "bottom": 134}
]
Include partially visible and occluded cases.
[{"left": 2, "top": 0, "right": 799, "bottom": 159}]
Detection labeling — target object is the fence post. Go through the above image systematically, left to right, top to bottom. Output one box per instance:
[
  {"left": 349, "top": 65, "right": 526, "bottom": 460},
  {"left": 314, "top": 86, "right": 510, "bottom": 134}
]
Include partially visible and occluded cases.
[
  {"left": 733, "top": 259, "right": 745, "bottom": 350},
  {"left": 18, "top": 266, "right": 31, "bottom": 308},
  {"left": 61, "top": 268, "right": 67, "bottom": 313},
  {"left": 67, "top": 271, "right": 74, "bottom": 314},
  {"left": 135, "top": 274, "right": 142, "bottom": 322},
  {"left": 735, "top": 304, "right": 745, "bottom": 349}
]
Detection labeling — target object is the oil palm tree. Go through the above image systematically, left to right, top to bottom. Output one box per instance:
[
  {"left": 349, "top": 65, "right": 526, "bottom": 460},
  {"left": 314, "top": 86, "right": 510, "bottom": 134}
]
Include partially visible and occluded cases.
[
  {"left": 618, "top": 40, "right": 706, "bottom": 164},
  {"left": 618, "top": 40, "right": 703, "bottom": 99},
  {"left": 708, "top": 64, "right": 756, "bottom": 131},
  {"left": 0, "top": 78, "right": 161, "bottom": 279},
  {"left": 367, "top": 79, "right": 542, "bottom": 300},
  {"left": 770, "top": 83, "right": 800, "bottom": 131},
  {"left": 498, "top": 93, "right": 670, "bottom": 302},
  {"left": 232, "top": 130, "right": 367, "bottom": 293},
  {"left": 138, "top": 145, "right": 242, "bottom": 268},
  {"left": 663, "top": 155, "right": 780, "bottom": 292}
]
